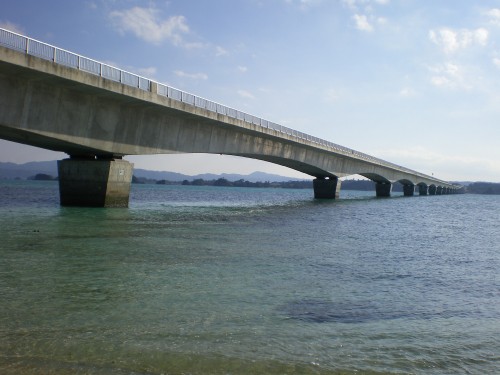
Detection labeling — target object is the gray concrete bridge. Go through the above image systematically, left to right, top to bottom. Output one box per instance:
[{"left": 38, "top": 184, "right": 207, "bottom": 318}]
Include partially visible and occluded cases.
[{"left": 0, "top": 28, "right": 461, "bottom": 207}]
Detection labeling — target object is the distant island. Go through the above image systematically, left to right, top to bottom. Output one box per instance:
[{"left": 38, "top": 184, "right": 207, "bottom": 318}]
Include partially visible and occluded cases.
[
  {"left": 1, "top": 160, "right": 499, "bottom": 194},
  {"left": 29, "top": 173, "right": 57, "bottom": 181},
  {"left": 21, "top": 174, "right": 500, "bottom": 194},
  {"left": 144, "top": 176, "right": 379, "bottom": 191},
  {"left": 465, "top": 182, "right": 500, "bottom": 194}
]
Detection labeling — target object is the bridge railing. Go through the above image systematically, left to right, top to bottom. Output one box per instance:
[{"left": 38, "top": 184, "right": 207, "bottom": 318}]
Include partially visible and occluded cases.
[{"left": 0, "top": 28, "right": 450, "bottom": 185}]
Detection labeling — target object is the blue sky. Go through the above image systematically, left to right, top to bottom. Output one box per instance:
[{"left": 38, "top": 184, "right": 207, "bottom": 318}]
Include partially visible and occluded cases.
[{"left": 1, "top": 0, "right": 500, "bottom": 181}]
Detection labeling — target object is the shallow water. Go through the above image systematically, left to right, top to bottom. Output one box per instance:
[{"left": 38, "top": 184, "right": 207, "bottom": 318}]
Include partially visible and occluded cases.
[{"left": 0, "top": 181, "right": 499, "bottom": 374}]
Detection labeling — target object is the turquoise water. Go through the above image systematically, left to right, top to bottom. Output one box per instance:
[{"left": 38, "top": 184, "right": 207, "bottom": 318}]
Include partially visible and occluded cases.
[{"left": 0, "top": 180, "right": 499, "bottom": 374}]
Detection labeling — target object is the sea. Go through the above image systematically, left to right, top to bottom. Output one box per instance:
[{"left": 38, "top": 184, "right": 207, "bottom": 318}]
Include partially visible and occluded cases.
[{"left": 0, "top": 180, "right": 499, "bottom": 375}]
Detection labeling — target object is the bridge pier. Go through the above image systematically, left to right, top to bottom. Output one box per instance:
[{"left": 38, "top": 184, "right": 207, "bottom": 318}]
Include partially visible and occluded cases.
[
  {"left": 58, "top": 157, "right": 133, "bottom": 207},
  {"left": 313, "top": 177, "right": 341, "bottom": 199},
  {"left": 376, "top": 182, "right": 392, "bottom": 197},
  {"left": 403, "top": 184, "right": 415, "bottom": 197},
  {"left": 419, "top": 185, "right": 428, "bottom": 196},
  {"left": 429, "top": 185, "right": 437, "bottom": 195},
  {"left": 436, "top": 186, "right": 443, "bottom": 195}
]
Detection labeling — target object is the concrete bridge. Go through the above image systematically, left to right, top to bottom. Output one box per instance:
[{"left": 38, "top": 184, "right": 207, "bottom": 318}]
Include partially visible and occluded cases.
[{"left": 0, "top": 28, "right": 460, "bottom": 207}]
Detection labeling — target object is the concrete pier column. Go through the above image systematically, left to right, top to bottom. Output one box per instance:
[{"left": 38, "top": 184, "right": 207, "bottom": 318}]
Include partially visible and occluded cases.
[
  {"left": 58, "top": 158, "right": 134, "bottom": 207},
  {"left": 313, "top": 177, "right": 341, "bottom": 199},
  {"left": 376, "top": 182, "right": 392, "bottom": 197},
  {"left": 403, "top": 184, "right": 415, "bottom": 197},
  {"left": 418, "top": 185, "right": 428, "bottom": 196},
  {"left": 429, "top": 185, "right": 437, "bottom": 195},
  {"left": 436, "top": 186, "right": 443, "bottom": 195}
]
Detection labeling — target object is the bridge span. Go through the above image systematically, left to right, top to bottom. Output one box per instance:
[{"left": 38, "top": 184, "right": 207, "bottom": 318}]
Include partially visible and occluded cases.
[{"left": 0, "top": 28, "right": 460, "bottom": 207}]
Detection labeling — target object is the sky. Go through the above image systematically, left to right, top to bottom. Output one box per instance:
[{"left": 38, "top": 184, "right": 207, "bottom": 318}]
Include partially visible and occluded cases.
[{"left": 1, "top": 0, "right": 500, "bottom": 182}]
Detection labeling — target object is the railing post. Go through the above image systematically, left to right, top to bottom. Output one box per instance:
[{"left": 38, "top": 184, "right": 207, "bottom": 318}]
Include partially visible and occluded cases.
[{"left": 150, "top": 81, "right": 157, "bottom": 94}]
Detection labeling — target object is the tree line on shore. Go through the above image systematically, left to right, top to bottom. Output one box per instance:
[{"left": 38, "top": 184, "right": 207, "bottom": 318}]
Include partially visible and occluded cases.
[
  {"left": 26, "top": 173, "right": 500, "bottom": 194},
  {"left": 140, "top": 177, "right": 385, "bottom": 191},
  {"left": 157, "top": 177, "right": 313, "bottom": 189},
  {"left": 465, "top": 182, "right": 500, "bottom": 194}
]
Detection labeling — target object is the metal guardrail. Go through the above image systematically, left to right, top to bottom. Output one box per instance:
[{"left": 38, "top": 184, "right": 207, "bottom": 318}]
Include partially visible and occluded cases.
[{"left": 0, "top": 27, "right": 453, "bottom": 186}]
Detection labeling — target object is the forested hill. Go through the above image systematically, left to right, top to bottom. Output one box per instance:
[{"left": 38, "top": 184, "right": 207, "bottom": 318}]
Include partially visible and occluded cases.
[{"left": 466, "top": 182, "right": 500, "bottom": 194}]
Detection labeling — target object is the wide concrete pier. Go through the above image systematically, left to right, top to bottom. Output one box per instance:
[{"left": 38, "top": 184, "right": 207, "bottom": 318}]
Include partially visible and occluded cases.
[
  {"left": 58, "top": 158, "right": 133, "bottom": 207},
  {"left": 313, "top": 178, "right": 342, "bottom": 199},
  {"left": 375, "top": 182, "right": 392, "bottom": 197},
  {"left": 403, "top": 184, "right": 415, "bottom": 197},
  {"left": 419, "top": 185, "right": 428, "bottom": 196}
]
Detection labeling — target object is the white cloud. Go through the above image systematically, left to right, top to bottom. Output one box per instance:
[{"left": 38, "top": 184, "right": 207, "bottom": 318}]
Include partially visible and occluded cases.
[
  {"left": 285, "top": 0, "right": 323, "bottom": 11},
  {"left": 342, "top": 0, "right": 389, "bottom": 11},
  {"left": 342, "top": 0, "right": 357, "bottom": 10},
  {"left": 344, "top": 0, "right": 389, "bottom": 32},
  {"left": 110, "top": 6, "right": 191, "bottom": 46},
  {"left": 486, "top": 8, "right": 500, "bottom": 25},
  {"left": 353, "top": 14, "right": 373, "bottom": 32},
  {"left": 377, "top": 17, "right": 387, "bottom": 25},
  {"left": 0, "top": 21, "right": 25, "bottom": 34},
  {"left": 429, "top": 27, "right": 488, "bottom": 54},
  {"left": 184, "top": 42, "right": 207, "bottom": 50},
  {"left": 215, "top": 46, "right": 228, "bottom": 57},
  {"left": 493, "top": 57, "right": 500, "bottom": 68},
  {"left": 428, "top": 62, "right": 468, "bottom": 89},
  {"left": 238, "top": 66, "right": 248, "bottom": 73},
  {"left": 137, "top": 67, "right": 157, "bottom": 77},
  {"left": 174, "top": 70, "right": 208, "bottom": 80},
  {"left": 430, "top": 76, "right": 451, "bottom": 88},
  {"left": 399, "top": 87, "right": 417, "bottom": 97},
  {"left": 324, "top": 88, "right": 340, "bottom": 103},
  {"left": 238, "top": 90, "right": 255, "bottom": 99}
]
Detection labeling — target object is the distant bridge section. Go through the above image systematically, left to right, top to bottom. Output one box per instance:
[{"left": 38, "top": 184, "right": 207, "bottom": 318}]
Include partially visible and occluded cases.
[{"left": 0, "top": 28, "right": 461, "bottom": 206}]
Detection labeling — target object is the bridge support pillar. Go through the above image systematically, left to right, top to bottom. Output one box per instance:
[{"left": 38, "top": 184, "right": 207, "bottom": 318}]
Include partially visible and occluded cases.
[
  {"left": 58, "top": 158, "right": 133, "bottom": 207},
  {"left": 313, "top": 177, "right": 341, "bottom": 199},
  {"left": 376, "top": 182, "right": 392, "bottom": 197},
  {"left": 403, "top": 184, "right": 415, "bottom": 197},
  {"left": 419, "top": 185, "right": 428, "bottom": 196},
  {"left": 429, "top": 185, "right": 437, "bottom": 195},
  {"left": 436, "top": 186, "right": 443, "bottom": 195}
]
